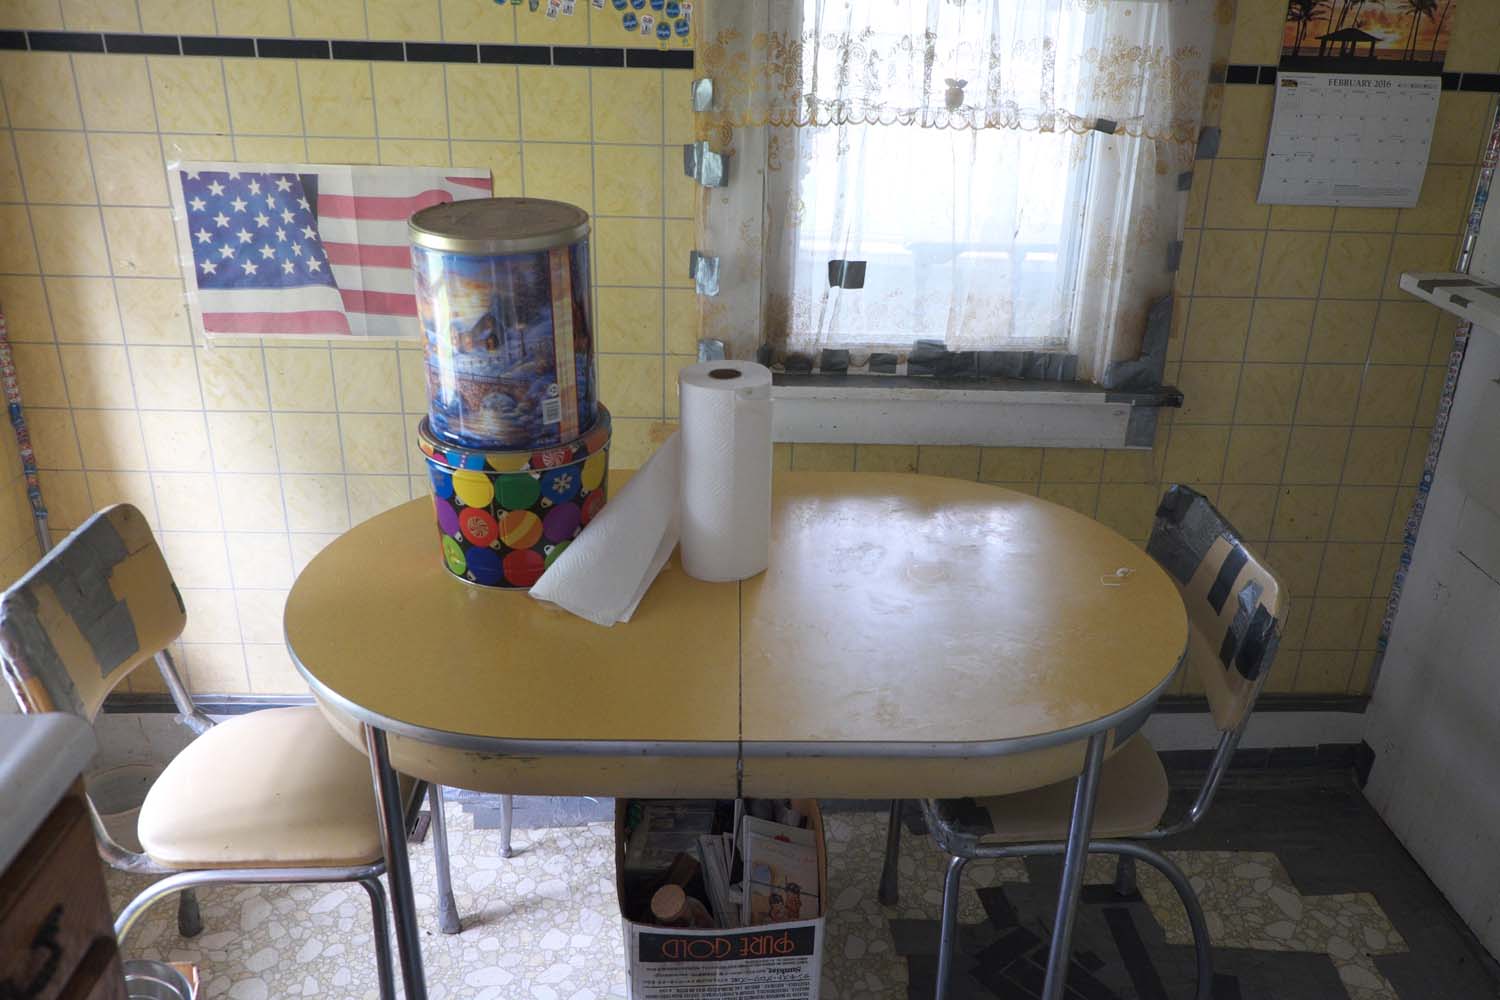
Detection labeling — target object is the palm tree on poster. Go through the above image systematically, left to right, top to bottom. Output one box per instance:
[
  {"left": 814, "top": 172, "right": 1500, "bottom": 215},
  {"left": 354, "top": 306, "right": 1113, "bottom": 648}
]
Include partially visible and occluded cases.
[
  {"left": 1286, "top": 0, "right": 1331, "bottom": 57},
  {"left": 1400, "top": 0, "right": 1439, "bottom": 61},
  {"left": 1427, "top": 0, "right": 1455, "bottom": 61}
]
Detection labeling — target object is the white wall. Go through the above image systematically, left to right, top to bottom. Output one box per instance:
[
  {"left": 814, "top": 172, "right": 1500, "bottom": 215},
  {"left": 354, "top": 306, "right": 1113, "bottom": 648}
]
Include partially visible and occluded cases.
[{"left": 1364, "top": 325, "right": 1500, "bottom": 958}]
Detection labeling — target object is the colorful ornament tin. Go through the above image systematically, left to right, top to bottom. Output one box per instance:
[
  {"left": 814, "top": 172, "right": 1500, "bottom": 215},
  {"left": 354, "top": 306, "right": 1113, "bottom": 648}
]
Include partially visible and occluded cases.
[
  {"left": 410, "top": 198, "right": 598, "bottom": 452},
  {"left": 418, "top": 405, "right": 611, "bottom": 589}
]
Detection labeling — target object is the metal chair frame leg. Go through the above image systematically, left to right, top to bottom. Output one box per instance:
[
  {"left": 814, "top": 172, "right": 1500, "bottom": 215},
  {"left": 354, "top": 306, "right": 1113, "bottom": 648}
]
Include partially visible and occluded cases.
[
  {"left": 365, "top": 724, "right": 428, "bottom": 1000},
  {"left": 428, "top": 783, "right": 462, "bottom": 934},
  {"left": 499, "top": 793, "right": 514, "bottom": 858},
  {"left": 878, "top": 798, "right": 903, "bottom": 906},
  {"left": 926, "top": 832, "right": 1213, "bottom": 1000},
  {"left": 113, "top": 862, "right": 394, "bottom": 1000},
  {"left": 359, "top": 876, "right": 397, "bottom": 1000},
  {"left": 175, "top": 887, "right": 202, "bottom": 938}
]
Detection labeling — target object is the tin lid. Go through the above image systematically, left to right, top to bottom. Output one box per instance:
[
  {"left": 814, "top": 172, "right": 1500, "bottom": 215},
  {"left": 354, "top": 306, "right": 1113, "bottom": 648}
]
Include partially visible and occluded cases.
[
  {"left": 409, "top": 198, "right": 590, "bottom": 255},
  {"left": 417, "top": 404, "right": 612, "bottom": 472}
]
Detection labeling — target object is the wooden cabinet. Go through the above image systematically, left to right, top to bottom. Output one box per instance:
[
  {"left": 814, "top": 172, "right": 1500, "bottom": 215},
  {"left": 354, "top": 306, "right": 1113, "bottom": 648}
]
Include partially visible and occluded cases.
[{"left": 0, "top": 793, "right": 127, "bottom": 1000}]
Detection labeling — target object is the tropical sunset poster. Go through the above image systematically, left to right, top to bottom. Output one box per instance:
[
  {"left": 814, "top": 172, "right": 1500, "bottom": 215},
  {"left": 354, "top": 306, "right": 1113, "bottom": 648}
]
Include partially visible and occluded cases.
[{"left": 1281, "top": 0, "right": 1457, "bottom": 75}]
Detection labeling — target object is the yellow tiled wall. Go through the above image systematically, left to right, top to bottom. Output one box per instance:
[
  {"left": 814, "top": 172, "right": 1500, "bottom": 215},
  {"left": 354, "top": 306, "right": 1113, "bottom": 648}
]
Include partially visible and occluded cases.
[
  {"left": 0, "top": 0, "right": 694, "bottom": 696},
  {"left": 0, "top": 0, "right": 1493, "bottom": 699}
]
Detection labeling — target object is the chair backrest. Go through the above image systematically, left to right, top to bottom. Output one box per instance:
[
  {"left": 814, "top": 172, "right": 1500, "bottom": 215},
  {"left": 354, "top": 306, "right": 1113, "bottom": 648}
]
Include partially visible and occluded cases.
[
  {"left": 1145, "top": 485, "right": 1287, "bottom": 732},
  {"left": 0, "top": 504, "right": 186, "bottom": 721}
]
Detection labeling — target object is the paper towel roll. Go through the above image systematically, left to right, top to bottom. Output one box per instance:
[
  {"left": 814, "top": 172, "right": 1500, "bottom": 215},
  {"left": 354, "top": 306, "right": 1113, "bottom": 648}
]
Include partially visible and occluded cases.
[{"left": 678, "top": 361, "right": 773, "bottom": 582}]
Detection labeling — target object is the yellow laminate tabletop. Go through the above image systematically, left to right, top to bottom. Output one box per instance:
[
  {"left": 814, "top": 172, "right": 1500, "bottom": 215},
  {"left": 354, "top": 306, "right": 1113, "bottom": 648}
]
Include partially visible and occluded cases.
[{"left": 285, "top": 472, "right": 1186, "bottom": 758}]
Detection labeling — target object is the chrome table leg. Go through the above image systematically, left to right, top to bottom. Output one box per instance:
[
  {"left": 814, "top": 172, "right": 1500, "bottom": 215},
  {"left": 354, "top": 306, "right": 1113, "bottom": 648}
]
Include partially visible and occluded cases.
[
  {"left": 365, "top": 725, "right": 428, "bottom": 1000},
  {"left": 1041, "top": 731, "right": 1108, "bottom": 1000},
  {"left": 428, "top": 783, "right": 462, "bottom": 934},
  {"left": 499, "top": 793, "right": 514, "bottom": 858},
  {"left": 878, "top": 798, "right": 903, "bottom": 905}
]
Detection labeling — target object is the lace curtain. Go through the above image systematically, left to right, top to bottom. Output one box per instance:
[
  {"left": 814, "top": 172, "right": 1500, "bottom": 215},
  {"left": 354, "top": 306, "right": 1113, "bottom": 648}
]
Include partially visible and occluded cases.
[{"left": 693, "top": 0, "right": 1228, "bottom": 383}]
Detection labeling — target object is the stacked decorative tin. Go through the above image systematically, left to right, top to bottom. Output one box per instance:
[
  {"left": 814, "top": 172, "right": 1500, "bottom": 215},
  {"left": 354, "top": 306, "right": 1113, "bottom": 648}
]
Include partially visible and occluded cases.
[{"left": 410, "top": 198, "right": 609, "bottom": 589}]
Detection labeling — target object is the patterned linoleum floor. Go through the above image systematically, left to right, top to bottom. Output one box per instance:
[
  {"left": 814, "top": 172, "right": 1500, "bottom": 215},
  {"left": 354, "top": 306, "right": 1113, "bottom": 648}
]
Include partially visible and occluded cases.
[{"left": 108, "top": 768, "right": 1500, "bottom": 1000}]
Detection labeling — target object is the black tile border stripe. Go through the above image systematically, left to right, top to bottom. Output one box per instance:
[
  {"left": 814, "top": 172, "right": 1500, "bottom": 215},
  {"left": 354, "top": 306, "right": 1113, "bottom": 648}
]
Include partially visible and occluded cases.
[
  {"left": 8, "top": 29, "right": 692, "bottom": 69},
  {"left": 104, "top": 33, "right": 179, "bottom": 55},
  {"left": 1223, "top": 62, "right": 1498, "bottom": 92}
]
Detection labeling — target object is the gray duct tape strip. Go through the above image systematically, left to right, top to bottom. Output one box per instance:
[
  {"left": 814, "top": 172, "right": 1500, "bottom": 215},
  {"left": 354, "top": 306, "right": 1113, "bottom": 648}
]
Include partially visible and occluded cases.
[
  {"left": 1093, "top": 117, "right": 1118, "bottom": 135},
  {"left": 1196, "top": 126, "right": 1221, "bottom": 160},
  {"left": 683, "top": 141, "right": 728, "bottom": 188},
  {"left": 1177, "top": 170, "right": 1195, "bottom": 192},
  {"left": 1166, "top": 240, "right": 1184, "bottom": 273},
  {"left": 688, "top": 250, "right": 720, "bottom": 296},
  {"left": 1416, "top": 277, "right": 1480, "bottom": 292},
  {"left": 1478, "top": 285, "right": 1500, "bottom": 299},
  {"left": 1451, "top": 294, "right": 1472, "bottom": 307},
  {"left": 1124, "top": 406, "right": 1158, "bottom": 447},
  {"left": 1146, "top": 486, "right": 1234, "bottom": 587},
  {"left": 35, "top": 516, "right": 139, "bottom": 678}
]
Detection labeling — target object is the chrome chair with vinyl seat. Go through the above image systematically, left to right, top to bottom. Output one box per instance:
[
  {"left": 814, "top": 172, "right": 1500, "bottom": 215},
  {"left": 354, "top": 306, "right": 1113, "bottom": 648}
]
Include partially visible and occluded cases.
[
  {"left": 877, "top": 484, "right": 1288, "bottom": 1000},
  {"left": 0, "top": 504, "right": 467, "bottom": 1000}
]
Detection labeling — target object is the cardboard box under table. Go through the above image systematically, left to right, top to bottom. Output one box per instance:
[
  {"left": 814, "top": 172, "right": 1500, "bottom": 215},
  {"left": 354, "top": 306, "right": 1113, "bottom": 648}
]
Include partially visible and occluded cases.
[{"left": 614, "top": 799, "right": 829, "bottom": 1000}]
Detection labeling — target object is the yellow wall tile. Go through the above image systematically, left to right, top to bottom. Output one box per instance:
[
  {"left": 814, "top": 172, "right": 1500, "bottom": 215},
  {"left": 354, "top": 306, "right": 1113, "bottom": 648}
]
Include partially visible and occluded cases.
[
  {"left": 138, "top": 0, "right": 214, "bottom": 34},
  {"left": 214, "top": 0, "right": 289, "bottom": 35},
  {"left": 289, "top": 0, "right": 366, "bottom": 39},
  {"left": 367, "top": 0, "right": 441, "bottom": 40},
  {"left": 443, "top": 0, "right": 516, "bottom": 43},
  {"left": 1228, "top": 0, "right": 1283, "bottom": 63},
  {"left": 1444, "top": 0, "right": 1500, "bottom": 72},
  {"left": 0, "top": 1, "right": 64, "bottom": 29},
  {"left": 0, "top": 53, "right": 81, "bottom": 129},
  {"left": 74, "top": 55, "right": 156, "bottom": 132},
  {"left": 151, "top": 57, "right": 231, "bottom": 134},
  {"left": 225, "top": 60, "right": 303, "bottom": 135},
  {"left": 300, "top": 61, "right": 376, "bottom": 137},
  {"left": 371, "top": 62, "right": 446, "bottom": 139},
  {"left": 448, "top": 64, "right": 520, "bottom": 140},
  {"left": 519, "top": 65, "right": 590, "bottom": 141},
  {"left": 591, "top": 67, "right": 663, "bottom": 144},
  {"left": 1217, "top": 86, "right": 1272, "bottom": 159},
  {"left": 1429, "top": 92, "right": 1494, "bottom": 164},
  {"left": 162, "top": 132, "right": 234, "bottom": 162},
  {"left": 89, "top": 133, "right": 169, "bottom": 206},
  {"left": 307, "top": 137, "right": 378, "bottom": 164},
  {"left": 0, "top": 139, "right": 21, "bottom": 202},
  {"left": 378, "top": 139, "right": 449, "bottom": 166},
  {"left": 453, "top": 141, "right": 522, "bottom": 191},
  {"left": 522, "top": 142, "right": 594, "bottom": 213},
  {"left": 595, "top": 144, "right": 663, "bottom": 217},
  {"left": 1204, "top": 159, "right": 1268, "bottom": 230},
  {"left": 1398, "top": 164, "right": 1473, "bottom": 235},
  {"left": 1268, "top": 204, "right": 1335, "bottom": 232},
  {"left": 0, "top": 205, "right": 39, "bottom": 273},
  {"left": 31, "top": 205, "right": 110, "bottom": 275},
  {"left": 1333, "top": 206, "right": 1397, "bottom": 233},
  {"left": 102, "top": 207, "right": 178, "bottom": 277},
  {"left": 595, "top": 217, "right": 662, "bottom": 286},
  {"left": 1194, "top": 230, "right": 1265, "bottom": 297},
  {"left": 1257, "top": 231, "right": 1328, "bottom": 298},
  {"left": 1382, "top": 234, "right": 1459, "bottom": 298},
  {"left": 0, "top": 276, "right": 51, "bottom": 342},
  {"left": 47, "top": 277, "right": 121, "bottom": 343},
  {"left": 118, "top": 278, "right": 191, "bottom": 345},
  {"left": 596, "top": 287, "right": 663, "bottom": 354},
  {"left": 664, "top": 288, "right": 697, "bottom": 355},
  {"left": 1183, "top": 297, "right": 1252, "bottom": 361},
  {"left": 1307, "top": 299, "right": 1376, "bottom": 363},
  {"left": 1369, "top": 302, "right": 1438, "bottom": 364},
  {"left": 10, "top": 344, "right": 68, "bottom": 406},
  {"left": 131, "top": 345, "right": 204, "bottom": 409},
  {"left": 197, "top": 346, "right": 269, "bottom": 410},
  {"left": 265, "top": 347, "right": 336, "bottom": 410},
  {"left": 331, "top": 350, "right": 400, "bottom": 411},
  {"left": 598, "top": 353, "right": 662, "bottom": 417},
  {"left": 662, "top": 354, "right": 694, "bottom": 418},
  {"left": 1175, "top": 363, "right": 1240, "bottom": 424},
  {"left": 1233, "top": 364, "right": 1300, "bottom": 425},
  {"left": 1293, "top": 365, "right": 1361, "bottom": 426},
  {"left": 1355, "top": 366, "right": 1424, "bottom": 426},
  {"left": 28, "top": 409, "right": 82, "bottom": 470},
  {"left": 140, "top": 410, "right": 212, "bottom": 471},
  {"left": 274, "top": 411, "right": 343, "bottom": 473},
  {"left": 205, "top": 412, "right": 278, "bottom": 473},
  {"left": 340, "top": 413, "right": 407, "bottom": 473},
  {"left": 1162, "top": 425, "right": 1229, "bottom": 484},
  {"left": 1223, "top": 425, "right": 1289, "bottom": 484},
  {"left": 1282, "top": 426, "right": 1349, "bottom": 484},
  {"left": 1342, "top": 427, "right": 1409, "bottom": 486},
  {"left": 790, "top": 444, "right": 856, "bottom": 472},
  {"left": 855, "top": 445, "right": 918, "bottom": 474},
  {"left": 918, "top": 446, "right": 980, "bottom": 479},
  {"left": 980, "top": 447, "right": 1043, "bottom": 483},
  {"left": 1039, "top": 448, "right": 1102, "bottom": 483},
  {"left": 37, "top": 469, "right": 92, "bottom": 529},
  {"left": 87, "top": 470, "right": 157, "bottom": 522},
  {"left": 152, "top": 471, "right": 221, "bottom": 530},
  {"left": 282, "top": 475, "right": 350, "bottom": 533},
  {"left": 347, "top": 475, "right": 410, "bottom": 524},
  {"left": 1038, "top": 482, "right": 1099, "bottom": 517},
  {"left": 1094, "top": 483, "right": 1159, "bottom": 539},
  {"left": 1217, "top": 484, "right": 1278, "bottom": 541},
  {"left": 1272, "top": 484, "right": 1336, "bottom": 542},
  {"left": 1330, "top": 486, "right": 1396, "bottom": 544},
  {"left": 224, "top": 530, "right": 292, "bottom": 583},
  {"left": 1318, "top": 542, "right": 1382, "bottom": 597},
  {"left": 180, "top": 589, "right": 241, "bottom": 643},
  {"left": 179, "top": 643, "right": 248, "bottom": 695},
  {"left": 1295, "top": 650, "right": 1354, "bottom": 693}
]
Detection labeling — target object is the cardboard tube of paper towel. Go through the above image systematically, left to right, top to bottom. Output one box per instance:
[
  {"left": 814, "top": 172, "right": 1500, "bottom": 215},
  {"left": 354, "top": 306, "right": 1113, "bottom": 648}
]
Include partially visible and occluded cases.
[{"left": 678, "top": 360, "right": 773, "bottom": 582}]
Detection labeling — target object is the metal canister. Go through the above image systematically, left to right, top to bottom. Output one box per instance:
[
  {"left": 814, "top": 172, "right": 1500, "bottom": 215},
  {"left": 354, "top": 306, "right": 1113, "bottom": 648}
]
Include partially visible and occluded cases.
[{"left": 410, "top": 198, "right": 597, "bottom": 451}]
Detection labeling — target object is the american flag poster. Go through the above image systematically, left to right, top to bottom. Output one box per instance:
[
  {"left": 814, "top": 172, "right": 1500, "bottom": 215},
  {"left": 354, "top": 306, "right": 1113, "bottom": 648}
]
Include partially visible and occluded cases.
[{"left": 169, "top": 163, "right": 491, "bottom": 339}]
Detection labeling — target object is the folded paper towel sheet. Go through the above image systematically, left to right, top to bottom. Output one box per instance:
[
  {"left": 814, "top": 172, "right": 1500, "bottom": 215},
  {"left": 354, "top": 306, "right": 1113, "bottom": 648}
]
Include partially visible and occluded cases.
[
  {"left": 529, "top": 360, "right": 773, "bottom": 624},
  {"left": 528, "top": 433, "right": 681, "bottom": 626}
]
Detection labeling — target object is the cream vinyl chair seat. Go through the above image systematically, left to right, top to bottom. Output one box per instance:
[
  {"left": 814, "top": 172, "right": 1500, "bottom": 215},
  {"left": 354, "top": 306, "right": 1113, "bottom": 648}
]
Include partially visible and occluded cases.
[
  {"left": 137, "top": 706, "right": 396, "bottom": 869},
  {"left": 931, "top": 734, "right": 1169, "bottom": 846}
]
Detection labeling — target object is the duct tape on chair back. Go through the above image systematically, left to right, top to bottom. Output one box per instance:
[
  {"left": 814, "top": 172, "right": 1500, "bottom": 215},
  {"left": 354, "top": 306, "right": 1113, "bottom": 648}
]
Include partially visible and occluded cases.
[{"left": 0, "top": 504, "right": 186, "bottom": 719}]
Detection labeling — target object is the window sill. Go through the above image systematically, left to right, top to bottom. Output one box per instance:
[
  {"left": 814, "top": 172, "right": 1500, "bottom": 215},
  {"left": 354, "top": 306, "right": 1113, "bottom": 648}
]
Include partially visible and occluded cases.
[{"left": 771, "top": 374, "right": 1181, "bottom": 450}]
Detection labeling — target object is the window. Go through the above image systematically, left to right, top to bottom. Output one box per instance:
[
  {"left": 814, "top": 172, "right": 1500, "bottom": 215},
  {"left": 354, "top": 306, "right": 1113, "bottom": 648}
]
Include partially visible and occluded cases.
[{"left": 695, "top": 0, "right": 1220, "bottom": 385}]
